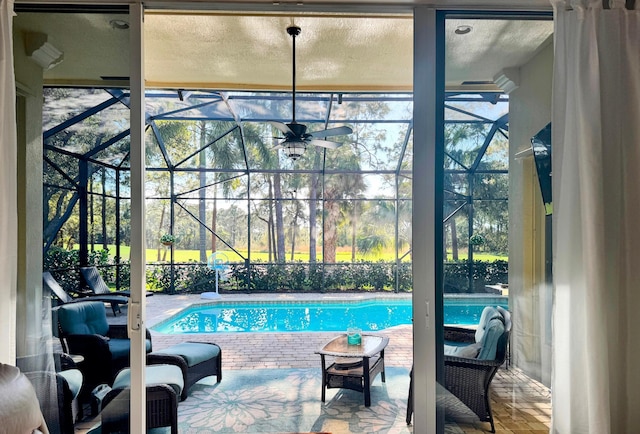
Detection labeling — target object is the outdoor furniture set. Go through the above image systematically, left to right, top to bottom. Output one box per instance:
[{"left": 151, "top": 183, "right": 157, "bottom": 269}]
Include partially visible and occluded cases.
[
  {"left": 47, "top": 269, "right": 510, "bottom": 432},
  {"left": 49, "top": 277, "right": 222, "bottom": 434}
]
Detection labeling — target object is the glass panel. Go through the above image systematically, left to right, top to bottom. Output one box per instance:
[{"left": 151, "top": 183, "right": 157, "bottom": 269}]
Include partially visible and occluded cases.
[{"left": 442, "top": 15, "right": 554, "bottom": 433}]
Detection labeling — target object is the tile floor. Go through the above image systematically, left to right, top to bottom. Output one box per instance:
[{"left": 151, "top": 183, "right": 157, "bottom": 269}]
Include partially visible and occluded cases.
[{"left": 74, "top": 293, "right": 551, "bottom": 433}]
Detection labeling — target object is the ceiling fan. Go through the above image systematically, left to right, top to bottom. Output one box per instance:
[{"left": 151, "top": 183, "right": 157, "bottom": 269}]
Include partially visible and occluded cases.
[{"left": 270, "top": 25, "right": 353, "bottom": 161}]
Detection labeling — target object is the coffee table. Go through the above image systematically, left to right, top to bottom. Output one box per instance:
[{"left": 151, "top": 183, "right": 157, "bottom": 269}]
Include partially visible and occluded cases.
[{"left": 316, "top": 334, "right": 389, "bottom": 407}]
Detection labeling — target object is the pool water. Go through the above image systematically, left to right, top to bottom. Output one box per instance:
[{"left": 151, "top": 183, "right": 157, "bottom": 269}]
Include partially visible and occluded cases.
[{"left": 152, "top": 298, "right": 508, "bottom": 334}]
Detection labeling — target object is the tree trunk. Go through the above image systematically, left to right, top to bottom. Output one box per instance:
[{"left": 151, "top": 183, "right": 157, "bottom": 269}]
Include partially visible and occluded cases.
[
  {"left": 199, "top": 123, "right": 208, "bottom": 262},
  {"left": 308, "top": 150, "right": 321, "bottom": 262},
  {"left": 101, "top": 168, "right": 107, "bottom": 249},
  {"left": 273, "top": 172, "right": 285, "bottom": 262},
  {"left": 267, "top": 177, "right": 274, "bottom": 262},
  {"left": 211, "top": 188, "right": 218, "bottom": 253},
  {"left": 324, "top": 198, "right": 340, "bottom": 263},
  {"left": 290, "top": 199, "right": 299, "bottom": 261},
  {"left": 351, "top": 200, "right": 357, "bottom": 262},
  {"left": 157, "top": 205, "right": 166, "bottom": 261},
  {"left": 450, "top": 219, "right": 459, "bottom": 261}
]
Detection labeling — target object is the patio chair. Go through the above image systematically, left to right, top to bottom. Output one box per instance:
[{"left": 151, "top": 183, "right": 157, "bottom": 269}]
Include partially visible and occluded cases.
[
  {"left": 79, "top": 266, "right": 154, "bottom": 300},
  {"left": 43, "top": 271, "right": 128, "bottom": 316},
  {"left": 56, "top": 301, "right": 153, "bottom": 402},
  {"left": 443, "top": 306, "right": 509, "bottom": 433},
  {"left": 406, "top": 307, "right": 509, "bottom": 428},
  {"left": 16, "top": 353, "right": 84, "bottom": 434}
]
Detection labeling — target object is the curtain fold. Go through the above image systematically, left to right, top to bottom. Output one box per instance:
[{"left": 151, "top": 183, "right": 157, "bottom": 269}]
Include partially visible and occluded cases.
[
  {"left": 0, "top": 0, "right": 17, "bottom": 365},
  {"left": 552, "top": 0, "right": 640, "bottom": 432}
]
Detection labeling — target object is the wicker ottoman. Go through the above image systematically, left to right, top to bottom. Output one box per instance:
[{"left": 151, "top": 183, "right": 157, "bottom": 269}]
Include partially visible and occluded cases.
[
  {"left": 149, "top": 341, "right": 222, "bottom": 400},
  {"left": 101, "top": 364, "right": 183, "bottom": 434}
]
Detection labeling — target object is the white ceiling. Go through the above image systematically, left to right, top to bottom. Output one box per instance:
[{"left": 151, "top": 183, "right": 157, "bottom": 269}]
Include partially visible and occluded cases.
[{"left": 13, "top": 10, "right": 553, "bottom": 91}]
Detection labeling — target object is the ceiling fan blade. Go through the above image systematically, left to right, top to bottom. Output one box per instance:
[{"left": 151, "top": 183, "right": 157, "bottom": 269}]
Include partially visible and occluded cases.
[
  {"left": 269, "top": 121, "right": 293, "bottom": 135},
  {"left": 310, "top": 125, "right": 352, "bottom": 138},
  {"left": 308, "top": 139, "right": 342, "bottom": 149}
]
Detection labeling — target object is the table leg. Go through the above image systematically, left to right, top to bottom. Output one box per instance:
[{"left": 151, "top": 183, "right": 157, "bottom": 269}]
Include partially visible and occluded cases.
[
  {"left": 380, "top": 349, "right": 386, "bottom": 383},
  {"left": 320, "top": 354, "right": 326, "bottom": 403},
  {"left": 363, "top": 356, "right": 371, "bottom": 407},
  {"left": 406, "top": 366, "right": 413, "bottom": 424}
]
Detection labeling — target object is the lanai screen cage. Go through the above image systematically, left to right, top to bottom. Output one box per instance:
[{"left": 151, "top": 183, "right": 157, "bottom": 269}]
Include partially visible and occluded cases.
[{"left": 43, "top": 88, "right": 508, "bottom": 293}]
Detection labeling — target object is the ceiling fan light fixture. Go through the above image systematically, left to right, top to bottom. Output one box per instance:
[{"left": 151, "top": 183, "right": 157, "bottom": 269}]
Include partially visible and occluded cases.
[
  {"left": 269, "top": 24, "right": 351, "bottom": 161},
  {"left": 284, "top": 140, "right": 306, "bottom": 161}
]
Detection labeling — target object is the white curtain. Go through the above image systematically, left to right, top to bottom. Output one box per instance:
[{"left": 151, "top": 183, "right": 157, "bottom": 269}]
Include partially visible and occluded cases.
[
  {"left": 0, "top": 0, "right": 17, "bottom": 364},
  {"left": 552, "top": 0, "right": 640, "bottom": 432}
]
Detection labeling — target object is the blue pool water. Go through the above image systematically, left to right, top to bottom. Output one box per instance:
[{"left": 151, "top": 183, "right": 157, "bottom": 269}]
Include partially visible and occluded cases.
[{"left": 152, "top": 298, "right": 508, "bottom": 334}]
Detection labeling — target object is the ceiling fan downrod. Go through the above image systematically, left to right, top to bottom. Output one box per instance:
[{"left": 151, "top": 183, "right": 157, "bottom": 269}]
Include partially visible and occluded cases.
[{"left": 287, "top": 25, "right": 301, "bottom": 124}]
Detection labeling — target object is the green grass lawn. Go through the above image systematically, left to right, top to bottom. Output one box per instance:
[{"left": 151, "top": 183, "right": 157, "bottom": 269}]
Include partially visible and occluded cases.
[{"left": 91, "top": 245, "right": 506, "bottom": 263}]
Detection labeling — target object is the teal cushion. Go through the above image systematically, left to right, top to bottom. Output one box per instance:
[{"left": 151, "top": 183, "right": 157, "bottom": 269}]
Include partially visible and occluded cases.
[
  {"left": 58, "top": 302, "right": 109, "bottom": 336},
  {"left": 475, "top": 306, "right": 502, "bottom": 344},
  {"left": 477, "top": 318, "right": 505, "bottom": 360},
  {"left": 108, "top": 339, "right": 131, "bottom": 361},
  {"left": 108, "top": 339, "right": 152, "bottom": 361},
  {"left": 444, "top": 342, "right": 482, "bottom": 358},
  {"left": 155, "top": 343, "right": 220, "bottom": 367},
  {"left": 112, "top": 364, "right": 184, "bottom": 397},
  {"left": 59, "top": 369, "right": 83, "bottom": 399}
]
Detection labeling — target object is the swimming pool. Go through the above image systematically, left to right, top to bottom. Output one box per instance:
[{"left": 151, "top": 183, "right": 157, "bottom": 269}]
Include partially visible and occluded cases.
[{"left": 151, "top": 297, "right": 508, "bottom": 334}]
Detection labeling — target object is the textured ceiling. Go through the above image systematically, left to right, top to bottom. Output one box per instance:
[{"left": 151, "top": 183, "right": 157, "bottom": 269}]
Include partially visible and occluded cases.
[{"left": 13, "top": 11, "right": 553, "bottom": 91}]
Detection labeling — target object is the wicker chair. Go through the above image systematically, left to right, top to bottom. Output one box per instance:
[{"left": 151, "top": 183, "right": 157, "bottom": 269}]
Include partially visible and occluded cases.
[
  {"left": 56, "top": 301, "right": 153, "bottom": 402},
  {"left": 443, "top": 307, "right": 510, "bottom": 433},
  {"left": 406, "top": 308, "right": 510, "bottom": 429}
]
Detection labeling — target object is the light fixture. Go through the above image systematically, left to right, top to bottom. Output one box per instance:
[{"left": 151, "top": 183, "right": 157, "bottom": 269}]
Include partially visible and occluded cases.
[
  {"left": 110, "top": 19, "right": 129, "bottom": 30},
  {"left": 268, "top": 25, "right": 351, "bottom": 161},
  {"left": 455, "top": 25, "right": 473, "bottom": 35},
  {"left": 24, "top": 32, "right": 64, "bottom": 70},
  {"left": 283, "top": 140, "right": 306, "bottom": 161}
]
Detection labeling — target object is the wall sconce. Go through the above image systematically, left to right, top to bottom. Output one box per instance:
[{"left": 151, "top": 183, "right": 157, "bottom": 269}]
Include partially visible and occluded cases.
[{"left": 24, "top": 32, "right": 64, "bottom": 70}]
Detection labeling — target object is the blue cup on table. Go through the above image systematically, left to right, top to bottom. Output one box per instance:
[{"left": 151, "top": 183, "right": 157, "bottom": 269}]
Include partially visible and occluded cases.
[{"left": 347, "top": 327, "right": 362, "bottom": 345}]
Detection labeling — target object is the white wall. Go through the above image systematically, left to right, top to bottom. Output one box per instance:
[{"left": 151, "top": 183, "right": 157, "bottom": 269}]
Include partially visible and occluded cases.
[
  {"left": 12, "top": 27, "right": 45, "bottom": 357},
  {"left": 507, "top": 39, "right": 553, "bottom": 386}
]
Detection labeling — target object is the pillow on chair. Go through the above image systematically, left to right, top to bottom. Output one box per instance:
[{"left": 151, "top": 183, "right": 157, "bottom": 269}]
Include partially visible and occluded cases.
[
  {"left": 476, "top": 317, "right": 506, "bottom": 360},
  {"left": 444, "top": 342, "right": 482, "bottom": 358}
]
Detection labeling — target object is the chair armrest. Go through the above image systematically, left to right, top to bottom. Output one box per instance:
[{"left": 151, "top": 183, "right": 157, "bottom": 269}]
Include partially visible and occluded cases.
[
  {"left": 107, "top": 324, "right": 128, "bottom": 339},
  {"left": 107, "top": 325, "right": 152, "bottom": 345},
  {"left": 443, "top": 326, "right": 476, "bottom": 344},
  {"left": 65, "top": 334, "right": 111, "bottom": 360},
  {"left": 55, "top": 352, "right": 78, "bottom": 371}
]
